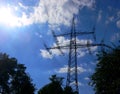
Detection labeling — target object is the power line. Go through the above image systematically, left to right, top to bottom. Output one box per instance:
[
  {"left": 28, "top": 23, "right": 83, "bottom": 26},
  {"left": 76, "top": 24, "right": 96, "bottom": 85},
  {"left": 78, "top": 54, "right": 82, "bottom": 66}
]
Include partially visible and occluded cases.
[{"left": 44, "top": 16, "right": 113, "bottom": 94}]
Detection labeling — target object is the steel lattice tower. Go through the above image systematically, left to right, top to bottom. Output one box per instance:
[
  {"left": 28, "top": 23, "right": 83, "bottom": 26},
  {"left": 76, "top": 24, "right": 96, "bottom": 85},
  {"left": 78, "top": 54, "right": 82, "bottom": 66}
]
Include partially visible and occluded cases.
[
  {"left": 44, "top": 17, "right": 113, "bottom": 94},
  {"left": 66, "top": 17, "right": 79, "bottom": 94}
]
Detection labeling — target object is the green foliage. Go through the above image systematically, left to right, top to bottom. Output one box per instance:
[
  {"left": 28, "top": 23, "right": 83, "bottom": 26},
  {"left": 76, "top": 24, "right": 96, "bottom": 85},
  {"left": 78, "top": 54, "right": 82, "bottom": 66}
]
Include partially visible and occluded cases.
[
  {"left": 90, "top": 46, "right": 120, "bottom": 94},
  {"left": 0, "top": 53, "right": 35, "bottom": 94},
  {"left": 38, "top": 75, "right": 75, "bottom": 94}
]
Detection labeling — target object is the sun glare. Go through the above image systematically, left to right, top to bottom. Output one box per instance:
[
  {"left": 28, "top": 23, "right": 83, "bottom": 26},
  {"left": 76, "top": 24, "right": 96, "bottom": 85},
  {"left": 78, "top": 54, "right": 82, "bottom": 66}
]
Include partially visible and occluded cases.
[{"left": 0, "top": 7, "right": 19, "bottom": 27}]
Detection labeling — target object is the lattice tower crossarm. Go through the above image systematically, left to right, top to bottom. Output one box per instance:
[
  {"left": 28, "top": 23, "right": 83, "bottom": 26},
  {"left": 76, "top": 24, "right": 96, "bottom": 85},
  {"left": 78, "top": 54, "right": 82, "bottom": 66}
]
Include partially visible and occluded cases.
[{"left": 43, "top": 17, "right": 113, "bottom": 94}]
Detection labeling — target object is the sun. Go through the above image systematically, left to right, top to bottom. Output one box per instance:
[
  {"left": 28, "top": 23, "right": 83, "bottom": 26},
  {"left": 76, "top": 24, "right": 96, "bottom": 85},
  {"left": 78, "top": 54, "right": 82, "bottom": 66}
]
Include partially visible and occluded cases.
[{"left": 0, "top": 7, "right": 20, "bottom": 27}]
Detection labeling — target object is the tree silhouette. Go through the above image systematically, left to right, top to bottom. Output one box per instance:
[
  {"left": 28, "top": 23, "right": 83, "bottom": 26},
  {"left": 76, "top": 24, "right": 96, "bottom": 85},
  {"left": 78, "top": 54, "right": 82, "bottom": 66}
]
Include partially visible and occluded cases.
[
  {"left": 89, "top": 45, "right": 120, "bottom": 94},
  {"left": 0, "top": 53, "right": 35, "bottom": 94},
  {"left": 38, "top": 74, "right": 76, "bottom": 94},
  {"left": 38, "top": 75, "right": 63, "bottom": 94},
  {"left": 63, "top": 86, "right": 75, "bottom": 94}
]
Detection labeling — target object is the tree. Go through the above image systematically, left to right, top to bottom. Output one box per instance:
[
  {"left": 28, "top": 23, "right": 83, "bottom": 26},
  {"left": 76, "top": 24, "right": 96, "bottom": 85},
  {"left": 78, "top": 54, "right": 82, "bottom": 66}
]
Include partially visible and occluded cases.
[
  {"left": 89, "top": 45, "right": 120, "bottom": 94},
  {"left": 0, "top": 53, "right": 35, "bottom": 94},
  {"left": 38, "top": 74, "right": 76, "bottom": 94},
  {"left": 38, "top": 75, "right": 64, "bottom": 94},
  {"left": 63, "top": 86, "right": 75, "bottom": 94}
]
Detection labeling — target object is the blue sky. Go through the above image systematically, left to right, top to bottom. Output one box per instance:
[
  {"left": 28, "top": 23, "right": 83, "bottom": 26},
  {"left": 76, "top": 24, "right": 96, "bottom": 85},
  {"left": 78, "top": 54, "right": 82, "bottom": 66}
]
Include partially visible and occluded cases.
[{"left": 0, "top": 0, "right": 120, "bottom": 94}]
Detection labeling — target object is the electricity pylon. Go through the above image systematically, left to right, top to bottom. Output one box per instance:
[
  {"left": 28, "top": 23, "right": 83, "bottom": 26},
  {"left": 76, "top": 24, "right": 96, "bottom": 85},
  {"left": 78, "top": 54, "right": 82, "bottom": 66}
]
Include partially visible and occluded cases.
[{"left": 44, "top": 17, "right": 113, "bottom": 94}]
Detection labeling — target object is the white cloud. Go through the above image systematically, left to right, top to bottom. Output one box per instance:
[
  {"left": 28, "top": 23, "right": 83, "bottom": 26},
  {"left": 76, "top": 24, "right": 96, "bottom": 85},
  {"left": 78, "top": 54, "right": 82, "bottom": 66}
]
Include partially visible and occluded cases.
[
  {"left": 3, "top": 0, "right": 95, "bottom": 27},
  {"left": 31, "top": 0, "right": 95, "bottom": 28},
  {"left": 34, "top": 0, "right": 95, "bottom": 27},
  {"left": 18, "top": 2, "right": 28, "bottom": 9},
  {"left": 97, "top": 10, "right": 102, "bottom": 22},
  {"left": 105, "top": 10, "right": 120, "bottom": 26},
  {"left": 107, "top": 11, "right": 120, "bottom": 28},
  {"left": 116, "top": 11, "right": 120, "bottom": 28},
  {"left": 117, "top": 11, "right": 120, "bottom": 18},
  {"left": 105, "top": 15, "right": 115, "bottom": 25},
  {"left": 109, "top": 16, "right": 114, "bottom": 22},
  {"left": 116, "top": 20, "right": 120, "bottom": 28},
  {"left": 35, "top": 32, "right": 43, "bottom": 38},
  {"left": 111, "top": 33, "right": 120, "bottom": 41},
  {"left": 40, "top": 36, "right": 97, "bottom": 58},
  {"left": 89, "top": 46, "right": 98, "bottom": 52},
  {"left": 40, "top": 47, "right": 65, "bottom": 59},
  {"left": 50, "top": 48, "right": 63, "bottom": 56},
  {"left": 40, "top": 50, "right": 53, "bottom": 59},
  {"left": 77, "top": 50, "right": 86, "bottom": 57},
  {"left": 90, "top": 61, "right": 97, "bottom": 65},
  {"left": 56, "top": 65, "right": 86, "bottom": 74},
  {"left": 57, "top": 65, "right": 68, "bottom": 73},
  {"left": 77, "top": 66, "right": 87, "bottom": 73},
  {"left": 84, "top": 77, "right": 90, "bottom": 80},
  {"left": 70, "top": 81, "right": 84, "bottom": 86}
]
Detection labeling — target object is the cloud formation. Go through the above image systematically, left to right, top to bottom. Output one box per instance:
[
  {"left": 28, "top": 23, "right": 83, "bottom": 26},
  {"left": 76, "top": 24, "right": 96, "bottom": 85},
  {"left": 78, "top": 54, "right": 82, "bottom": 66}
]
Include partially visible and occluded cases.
[
  {"left": 2, "top": 0, "right": 95, "bottom": 27},
  {"left": 31, "top": 0, "right": 95, "bottom": 27},
  {"left": 97, "top": 10, "right": 102, "bottom": 22},
  {"left": 105, "top": 10, "right": 120, "bottom": 28},
  {"left": 116, "top": 20, "right": 120, "bottom": 28},
  {"left": 111, "top": 33, "right": 120, "bottom": 42},
  {"left": 40, "top": 36, "right": 97, "bottom": 58},
  {"left": 40, "top": 50, "right": 52, "bottom": 59},
  {"left": 56, "top": 65, "right": 86, "bottom": 74},
  {"left": 84, "top": 77, "right": 90, "bottom": 80},
  {"left": 70, "top": 81, "right": 84, "bottom": 86}
]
